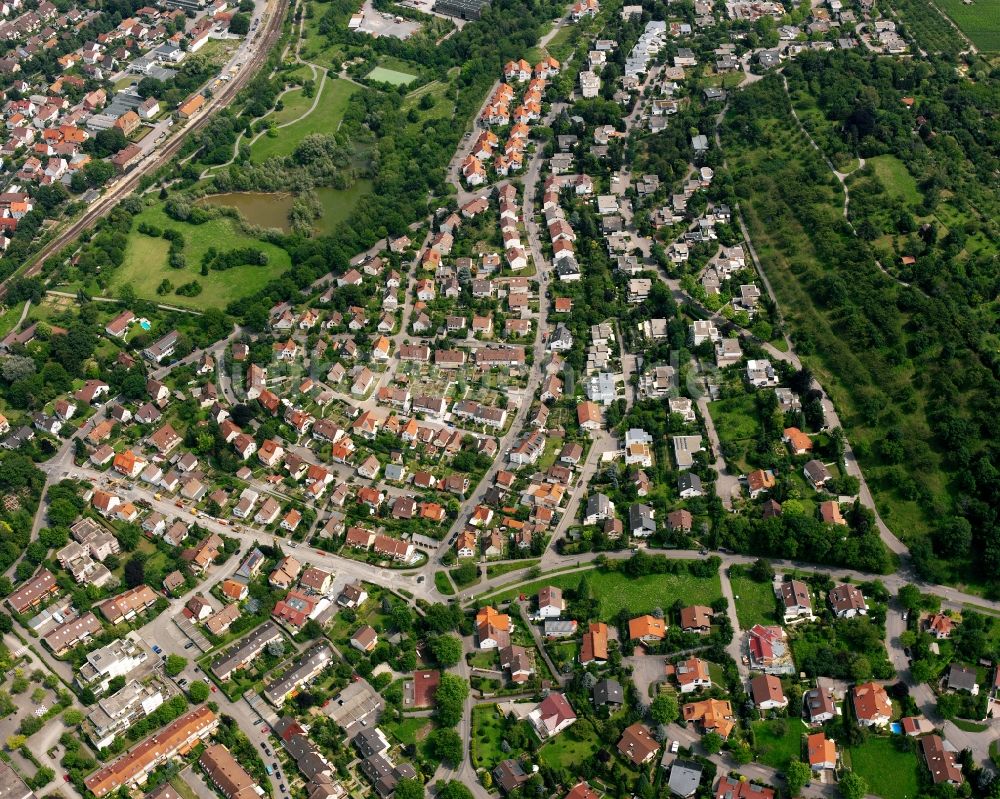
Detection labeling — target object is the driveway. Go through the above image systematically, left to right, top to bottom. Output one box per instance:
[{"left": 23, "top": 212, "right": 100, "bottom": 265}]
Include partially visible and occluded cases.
[{"left": 626, "top": 654, "right": 668, "bottom": 706}]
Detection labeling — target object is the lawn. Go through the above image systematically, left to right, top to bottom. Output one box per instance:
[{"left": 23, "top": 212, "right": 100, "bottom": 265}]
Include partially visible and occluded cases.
[
  {"left": 934, "top": 0, "right": 1000, "bottom": 50},
  {"left": 366, "top": 66, "right": 418, "bottom": 86},
  {"left": 250, "top": 79, "right": 360, "bottom": 163},
  {"left": 866, "top": 155, "right": 921, "bottom": 206},
  {"left": 113, "top": 201, "right": 291, "bottom": 309},
  {"left": 483, "top": 566, "right": 723, "bottom": 619},
  {"left": 434, "top": 571, "right": 455, "bottom": 596},
  {"left": 729, "top": 572, "right": 778, "bottom": 628},
  {"left": 470, "top": 705, "right": 505, "bottom": 770},
  {"left": 384, "top": 716, "right": 429, "bottom": 745},
  {"left": 752, "top": 717, "right": 805, "bottom": 770},
  {"left": 539, "top": 718, "right": 601, "bottom": 768},
  {"left": 846, "top": 736, "right": 922, "bottom": 799},
  {"left": 169, "top": 776, "right": 200, "bottom": 799}
]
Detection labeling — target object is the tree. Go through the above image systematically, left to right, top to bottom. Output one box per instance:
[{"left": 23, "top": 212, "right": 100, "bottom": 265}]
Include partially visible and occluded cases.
[
  {"left": 229, "top": 12, "right": 251, "bottom": 34},
  {"left": 1, "top": 356, "right": 36, "bottom": 383},
  {"left": 123, "top": 555, "right": 146, "bottom": 588},
  {"left": 897, "top": 584, "right": 922, "bottom": 612},
  {"left": 429, "top": 635, "right": 463, "bottom": 668},
  {"left": 165, "top": 655, "right": 187, "bottom": 677},
  {"left": 434, "top": 673, "right": 468, "bottom": 728},
  {"left": 188, "top": 681, "right": 210, "bottom": 702},
  {"left": 649, "top": 694, "right": 678, "bottom": 725},
  {"left": 62, "top": 709, "right": 83, "bottom": 726},
  {"left": 427, "top": 728, "right": 463, "bottom": 767},
  {"left": 702, "top": 732, "right": 723, "bottom": 754},
  {"left": 5, "top": 735, "right": 25, "bottom": 750},
  {"left": 731, "top": 741, "right": 752, "bottom": 764},
  {"left": 786, "top": 760, "right": 811, "bottom": 796},
  {"left": 29, "top": 767, "right": 54, "bottom": 790},
  {"left": 839, "top": 771, "right": 868, "bottom": 799},
  {"left": 393, "top": 778, "right": 423, "bottom": 799},
  {"left": 436, "top": 782, "right": 474, "bottom": 799}
]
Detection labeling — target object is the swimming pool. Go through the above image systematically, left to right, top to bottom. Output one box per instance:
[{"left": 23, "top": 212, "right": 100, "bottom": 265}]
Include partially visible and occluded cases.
[{"left": 139, "top": 318, "right": 151, "bottom": 331}]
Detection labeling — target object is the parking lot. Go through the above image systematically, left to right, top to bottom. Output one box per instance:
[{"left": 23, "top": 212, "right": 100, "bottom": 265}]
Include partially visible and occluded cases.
[{"left": 355, "top": 0, "right": 421, "bottom": 39}]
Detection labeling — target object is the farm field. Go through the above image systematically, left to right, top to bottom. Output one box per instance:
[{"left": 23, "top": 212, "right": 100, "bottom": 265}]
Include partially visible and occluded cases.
[
  {"left": 889, "top": 0, "right": 967, "bottom": 53},
  {"left": 934, "top": 0, "right": 1000, "bottom": 51},
  {"left": 250, "top": 79, "right": 360, "bottom": 163},
  {"left": 112, "top": 201, "right": 291, "bottom": 309},
  {"left": 483, "top": 566, "right": 723, "bottom": 618}
]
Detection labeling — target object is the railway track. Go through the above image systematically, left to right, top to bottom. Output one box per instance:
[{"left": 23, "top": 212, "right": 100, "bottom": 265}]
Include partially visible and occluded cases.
[{"left": 0, "top": 0, "right": 289, "bottom": 302}]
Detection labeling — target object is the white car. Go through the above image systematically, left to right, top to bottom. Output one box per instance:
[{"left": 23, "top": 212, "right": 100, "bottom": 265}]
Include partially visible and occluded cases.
[{"left": 670, "top": 740, "right": 679, "bottom": 754}]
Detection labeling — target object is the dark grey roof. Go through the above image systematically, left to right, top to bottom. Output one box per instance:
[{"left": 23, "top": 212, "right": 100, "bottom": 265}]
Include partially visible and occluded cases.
[{"left": 593, "top": 678, "right": 624, "bottom": 706}]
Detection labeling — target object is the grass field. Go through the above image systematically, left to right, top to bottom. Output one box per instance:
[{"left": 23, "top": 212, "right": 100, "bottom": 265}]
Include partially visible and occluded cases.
[
  {"left": 933, "top": 0, "right": 1000, "bottom": 50},
  {"left": 366, "top": 66, "right": 418, "bottom": 85},
  {"left": 250, "top": 79, "right": 360, "bottom": 163},
  {"left": 269, "top": 86, "right": 317, "bottom": 126},
  {"left": 866, "top": 155, "right": 921, "bottom": 205},
  {"left": 114, "top": 201, "right": 291, "bottom": 309},
  {"left": 0, "top": 301, "right": 26, "bottom": 339},
  {"left": 487, "top": 560, "right": 539, "bottom": 579},
  {"left": 484, "top": 566, "right": 723, "bottom": 619},
  {"left": 729, "top": 572, "right": 778, "bottom": 628},
  {"left": 752, "top": 718, "right": 806, "bottom": 770},
  {"left": 539, "top": 719, "right": 601, "bottom": 768},
  {"left": 846, "top": 737, "right": 921, "bottom": 799}
]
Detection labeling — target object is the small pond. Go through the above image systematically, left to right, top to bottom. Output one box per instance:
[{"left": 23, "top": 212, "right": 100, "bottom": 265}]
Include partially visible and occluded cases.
[{"left": 195, "top": 181, "right": 373, "bottom": 235}]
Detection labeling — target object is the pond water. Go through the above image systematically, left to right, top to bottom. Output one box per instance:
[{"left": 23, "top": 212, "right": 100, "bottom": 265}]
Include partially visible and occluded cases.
[
  {"left": 195, "top": 180, "right": 372, "bottom": 236},
  {"left": 196, "top": 192, "right": 295, "bottom": 232}
]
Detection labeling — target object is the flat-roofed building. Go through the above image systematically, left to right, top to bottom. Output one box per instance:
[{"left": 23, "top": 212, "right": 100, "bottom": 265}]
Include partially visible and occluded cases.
[{"left": 88, "top": 680, "right": 165, "bottom": 750}]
